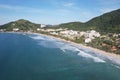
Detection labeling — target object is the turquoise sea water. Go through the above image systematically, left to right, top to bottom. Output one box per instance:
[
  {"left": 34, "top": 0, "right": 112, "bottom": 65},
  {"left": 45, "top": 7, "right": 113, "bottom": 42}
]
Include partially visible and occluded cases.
[{"left": 0, "top": 33, "right": 120, "bottom": 80}]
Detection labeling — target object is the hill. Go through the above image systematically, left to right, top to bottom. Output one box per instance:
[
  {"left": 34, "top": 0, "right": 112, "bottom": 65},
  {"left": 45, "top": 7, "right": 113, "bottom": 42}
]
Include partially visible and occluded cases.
[
  {"left": 0, "top": 9, "right": 120, "bottom": 33},
  {"left": 58, "top": 9, "right": 120, "bottom": 33},
  {"left": 86, "top": 9, "right": 120, "bottom": 33},
  {"left": 0, "top": 19, "right": 40, "bottom": 31},
  {"left": 58, "top": 22, "right": 84, "bottom": 30}
]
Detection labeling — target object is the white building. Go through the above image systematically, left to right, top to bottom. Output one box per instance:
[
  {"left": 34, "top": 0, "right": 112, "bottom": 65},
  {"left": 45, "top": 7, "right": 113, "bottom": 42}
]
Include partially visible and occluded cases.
[
  {"left": 40, "top": 24, "right": 46, "bottom": 28},
  {"left": 13, "top": 28, "right": 19, "bottom": 31},
  {"left": 37, "top": 28, "right": 40, "bottom": 31},
  {"left": 46, "top": 29, "right": 55, "bottom": 32},
  {"left": 60, "top": 30, "right": 78, "bottom": 36},
  {"left": 60, "top": 30, "right": 69, "bottom": 35},
  {"left": 69, "top": 30, "right": 78, "bottom": 35},
  {"left": 84, "top": 30, "right": 100, "bottom": 43},
  {"left": 85, "top": 30, "right": 100, "bottom": 39},
  {"left": 90, "top": 30, "right": 100, "bottom": 37},
  {"left": 79, "top": 31, "right": 85, "bottom": 36},
  {"left": 50, "top": 32, "right": 58, "bottom": 35},
  {"left": 85, "top": 38, "right": 92, "bottom": 43}
]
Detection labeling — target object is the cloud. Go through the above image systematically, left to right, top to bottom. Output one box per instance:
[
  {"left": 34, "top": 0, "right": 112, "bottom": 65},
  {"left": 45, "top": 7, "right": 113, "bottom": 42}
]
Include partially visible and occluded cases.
[
  {"left": 1, "top": 0, "right": 119, "bottom": 25},
  {"left": 63, "top": 2, "right": 75, "bottom": 7},
  {"left": 0, "top": 3, "right": 101, "bottom": 24},
  {"left": 0, "top": 4, "right": 43, "bottom": 13}
]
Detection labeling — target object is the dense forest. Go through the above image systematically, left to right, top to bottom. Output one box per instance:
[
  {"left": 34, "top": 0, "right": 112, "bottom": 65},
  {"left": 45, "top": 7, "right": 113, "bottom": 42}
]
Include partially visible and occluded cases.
[{"left": 58, "top": 9, "right": 120, "bottom": 33}]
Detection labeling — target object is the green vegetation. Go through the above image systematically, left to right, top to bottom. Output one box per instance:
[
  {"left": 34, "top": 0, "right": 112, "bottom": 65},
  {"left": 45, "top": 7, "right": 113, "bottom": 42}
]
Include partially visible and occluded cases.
[
  {"left": 0, "top": 9, "right": 119, "bottom": 54},
  {"left": 0, "top": 9, "right": 120, "bottom": 33},
  {"left": 58, "top": 9, "right": 120, "bottom": 33},
  {"left": 86, "top": 9, "right": 120, "bottom": 33},
  {"left": 0, "top": 19, "right": 39, "bottom": 31},
  {"left": 58, "top": 22, "right": 85, "bottom": 31},
  {"left": 87, "top": 35, "right": 120, "bottom": 54},
  {"left": 73, "top": 36, "right": 84, "bottom": 43}
]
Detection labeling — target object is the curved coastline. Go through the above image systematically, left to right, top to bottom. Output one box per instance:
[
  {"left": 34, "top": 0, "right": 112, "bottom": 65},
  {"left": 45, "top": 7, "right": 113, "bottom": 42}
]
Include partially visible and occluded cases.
[
  {"left": 1, "top": 32, "right": 120, "bottom": 66},
  {"left": 29, "top": 32, "right": 120, "bottom": 66}
]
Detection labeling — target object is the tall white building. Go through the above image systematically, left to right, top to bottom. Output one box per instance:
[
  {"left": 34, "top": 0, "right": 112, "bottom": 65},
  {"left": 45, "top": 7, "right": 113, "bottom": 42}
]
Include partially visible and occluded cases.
[{"left": 40, "top": 24, "right": 46, "bottom": 28}]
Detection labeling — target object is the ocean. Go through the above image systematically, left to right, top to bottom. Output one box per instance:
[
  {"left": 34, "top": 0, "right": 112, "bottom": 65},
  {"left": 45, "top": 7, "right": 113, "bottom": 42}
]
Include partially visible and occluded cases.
[{"left": 0, "top": 33, "right": 120, "bottom": 80}]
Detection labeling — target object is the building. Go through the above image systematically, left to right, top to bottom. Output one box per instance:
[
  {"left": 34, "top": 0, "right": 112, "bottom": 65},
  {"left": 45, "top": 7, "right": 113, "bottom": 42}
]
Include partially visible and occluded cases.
[
  {"left": 40, "top": 24, "right": 46, "bottom": 28},
  {"left": 13, "top": 28, "right": 19, "bottom": 31},
  {"left": 37, "top": 28, "right": 40, "bottom": 31},
  {"left": 84, "top": 30, "right": 100, "bottom": 43},
  {"left": 85, "top": 30, "right": 100, "bottom": 39},
  {"left": 85, "top": 38, "right": 92, "bottom": 43}
]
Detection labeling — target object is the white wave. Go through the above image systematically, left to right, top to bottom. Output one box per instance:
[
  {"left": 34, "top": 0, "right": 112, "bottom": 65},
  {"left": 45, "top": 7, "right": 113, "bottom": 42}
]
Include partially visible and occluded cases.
[
  {"left": 29, "top": 34, "right": 105, "bottom": 63},
  {"left": 29, "top": 35, "right": 58, "bottom": 43},
  {"left": 29, "top": 35, "right": 65, "bottom": 48},
  {"left": 30, "top": 35, "right": 46, "bottom": 40},
  {"left": 38, "top": 41, "right": 58, "bottom": 48},
  {"left": 60, "top": 44, "right": 105, "bottom": 63},
  {"left": 60, "top": 45, "right": 80, "bottom": 52},
  {"left": 78, "top": 51, "right": 105, "bottom": 62},
  {"left": 110, "top": 64, "right": 120, "bottom": 69},
  {"left": 115, "top": 65, "right": 120, "bottom": 69}
]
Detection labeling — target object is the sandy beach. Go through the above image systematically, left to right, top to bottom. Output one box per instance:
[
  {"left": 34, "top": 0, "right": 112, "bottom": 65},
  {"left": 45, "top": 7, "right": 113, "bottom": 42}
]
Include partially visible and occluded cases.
[
  {"left": 2, "top": 32, "right": 120, "bottom": 65},
  {"left": 30, "top": 32, "right": 120, "bottom": 62}
]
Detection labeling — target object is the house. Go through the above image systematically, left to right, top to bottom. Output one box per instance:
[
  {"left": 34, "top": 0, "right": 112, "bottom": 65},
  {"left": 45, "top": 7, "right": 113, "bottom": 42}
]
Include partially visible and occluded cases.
[
  {"left": 40, "top": 24, "right": 46, "bottom": 28},
  {"left": 13, "top": 28, "right": 19, "bottom": 31},
  {"left": 37, "top": 28, "right": 40, "bottom": 31},
  {"left": 46, "top": 29, "right": 55, "bottom": 32},
  {"left": 60, "top": 30, "right": 78, "bottom": 36},
  {"left": 84, "top": 30, "right": 101, "bottom": 43},
  {"left": 79, "top": 31, "right": 85, "bottom": 36},
  {"left": 50, "top": 32, "right": 58, "bottom": 35},
  {"left": 85, "top": 38, "right": 92, "bottom": 43}
]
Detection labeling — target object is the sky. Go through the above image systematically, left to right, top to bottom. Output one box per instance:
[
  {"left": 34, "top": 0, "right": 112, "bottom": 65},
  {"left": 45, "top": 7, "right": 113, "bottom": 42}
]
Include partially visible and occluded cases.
[{"left": 0, "top": 0, "right": 120, "bottom": 25}]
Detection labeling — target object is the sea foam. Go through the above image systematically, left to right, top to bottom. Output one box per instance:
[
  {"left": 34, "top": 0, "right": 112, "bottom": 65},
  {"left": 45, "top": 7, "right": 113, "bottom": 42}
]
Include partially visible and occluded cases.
[
  {"left": 29, "top": 34, "right": 105, "bottom": 63},
  {"left": 60, "top": 45, "right": 105, "bottom": 63}
]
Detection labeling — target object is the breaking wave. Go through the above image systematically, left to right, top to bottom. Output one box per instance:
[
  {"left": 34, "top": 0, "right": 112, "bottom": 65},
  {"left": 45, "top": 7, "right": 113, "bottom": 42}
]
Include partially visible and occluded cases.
[
  {"left": 28, "top": 34, "right": 106, "bottom": 63},
  {"left": 30, "top": 35, "right": 46, "bottom": 40},
  {"left": 60, "top": 44, "right": 105, "bottom": 63}
]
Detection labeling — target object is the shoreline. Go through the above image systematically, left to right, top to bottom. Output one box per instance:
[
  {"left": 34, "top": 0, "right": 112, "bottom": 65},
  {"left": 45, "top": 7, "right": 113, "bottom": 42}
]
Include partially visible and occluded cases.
[
  {"left": 1, "top": 32, "right": 120, "bottom": 65},
  {"left": 31, "top": 32, "right": 120, "bottom": 62},
  {"left": 35, "top": 33, "right": 120, "bottom": 66}
]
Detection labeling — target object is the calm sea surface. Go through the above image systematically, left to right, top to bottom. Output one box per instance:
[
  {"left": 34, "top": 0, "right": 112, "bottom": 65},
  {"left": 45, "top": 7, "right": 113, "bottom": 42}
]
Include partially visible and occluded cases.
[{"left": 0, "top": 33, "right": 120, "bottom": 80}]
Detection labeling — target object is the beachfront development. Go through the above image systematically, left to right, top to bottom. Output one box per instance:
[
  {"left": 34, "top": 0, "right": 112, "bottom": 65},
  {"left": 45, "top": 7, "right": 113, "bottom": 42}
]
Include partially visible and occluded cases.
[
  {"left": 0, "top": 0, "right": 120, "bottom": 79},
  {"left": 0, "top": 9, "right": 120, "bottom": 55},
  {"left": 1, "top": 26, "right": 120, "bottom": 54},
  {"left": 34, "top": 28, "right": 120, "bottom": 54},
  {"left": 36, "top": 28, "right": 101, "bottom": 43}
]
